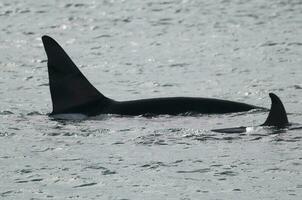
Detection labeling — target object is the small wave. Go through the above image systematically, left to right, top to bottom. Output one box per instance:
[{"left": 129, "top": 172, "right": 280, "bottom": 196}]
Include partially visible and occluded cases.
[
  {"left": 259, "top": 41, "right": 285, "bottom": 47},
  {"left": 287, "top": 42, "right": 302, "bottom": 46},
  {"left": 169, "top": 63, "right": 189, "bottom": 68},
  {"left": 0, "top": 110, "right": 13, "bottom": 115},
  {"left": 26, "top": 111, "right": 43, "bottom": 116},
  {"left": 50, "top": 113, "right": 88, "bottom": 120},
  {"left": 44, "top": 128, "right": 110, "bottom": 137},
  {"left": 0, "top": 131, "right": 15, "bottom": 137},
  {"left": 136, "top": 134, "right": 169, "bottom": 146},
  {"left": 273, "top": 136, "right": 302, "bottom": 142},
  {"left": 31, "top": 147, "right": 54, "bottom": 153},
  {"left": 62, "top": 158, "right": 83, "bottom": 162},
  {"left": 141, "top": 160, "right": 183, "bottom": 169},
  {"left": 141, "top": 161, "right": 167, "bottom": 169},
  {"left": 84, "top": 165, "right": 116, "bottom": 175},
  {"left": 85, "top": 165, "right": 107, "bottom": 170},
  {"left": 177, "top": 168, "right": 211, "bottom": 174},
  {"left": 17, "top": 169, "right": 32, "bottom": 174},
  {"left": 102, "top": 169, "right": 116, "bottom": 175},
  {"left": 214, "top": 170, "right": 238, "bottom": 176},
  {"left": 15, "top": 178, "right": 43, "bottom": 183},
  {"left": 30, "top": 178, "right": 43, "bottom": 182},
  {"left": 73, "top": 182, "right": 97, "bottom": 188},
  {"left": 0, "top": 191, "right": 14, "bottom": 198}
]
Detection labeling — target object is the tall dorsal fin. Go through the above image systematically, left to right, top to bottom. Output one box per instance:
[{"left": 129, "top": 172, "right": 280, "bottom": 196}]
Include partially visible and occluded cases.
[
  {"left": 42, "top": 35, "right": 110, "bottom": 115},
  {"left": 262, "top": 93, "right": 289, "bottom": 128}
]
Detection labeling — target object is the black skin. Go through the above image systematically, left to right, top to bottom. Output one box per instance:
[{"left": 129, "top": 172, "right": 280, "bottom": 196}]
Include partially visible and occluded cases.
[
  {"left": 42, "top": 35, "right": 263, "bottom": 117},
  {"left": 212, "top": 93, "right": 290, "bottom": 133},
  {"left": 102, "top": 97, "right": 259, "bottom": 116}
]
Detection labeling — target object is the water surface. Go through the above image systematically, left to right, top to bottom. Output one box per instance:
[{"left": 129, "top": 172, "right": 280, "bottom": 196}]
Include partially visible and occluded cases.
[{"left": 0, "top": 0, "right": 302, "bottom": 199}]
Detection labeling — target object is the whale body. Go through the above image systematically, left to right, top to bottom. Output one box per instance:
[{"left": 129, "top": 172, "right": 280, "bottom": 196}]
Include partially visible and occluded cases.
[{"left": 42, "top": 35, "right": 262, "bottom": 117}]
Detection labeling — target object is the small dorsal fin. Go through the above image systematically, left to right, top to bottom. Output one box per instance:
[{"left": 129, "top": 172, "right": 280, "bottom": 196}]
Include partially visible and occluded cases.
[
  {"left": 42, "top": 35, "right": 110, "bottom": 115},
  {"left": 262, "top": 93, "right": 289, "bottom": 128}
]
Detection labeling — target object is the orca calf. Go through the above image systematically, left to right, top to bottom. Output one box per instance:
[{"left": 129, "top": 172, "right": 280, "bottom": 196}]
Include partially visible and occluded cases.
[
  {"left": 42, "top": 35, "right": 262, "bottom": 117},
  {"left": 212, "top": 93, "right": 289, "bottom": 133}
]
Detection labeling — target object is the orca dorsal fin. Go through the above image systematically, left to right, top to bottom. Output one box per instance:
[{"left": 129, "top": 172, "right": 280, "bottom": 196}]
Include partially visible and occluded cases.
[
  {"left": 42, "top": 35, "right": 110, "bottom": 115},
  {"left": 262, "top": 93, "right": 289, "bottom": 128}
]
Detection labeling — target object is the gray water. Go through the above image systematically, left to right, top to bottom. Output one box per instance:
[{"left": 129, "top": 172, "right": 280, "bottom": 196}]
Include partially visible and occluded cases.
[{"left": 1, "top": 0, "right": 302, "bottom": 199}]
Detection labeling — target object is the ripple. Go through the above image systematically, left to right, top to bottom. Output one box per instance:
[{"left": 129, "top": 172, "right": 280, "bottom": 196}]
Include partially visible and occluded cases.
[
  {"left": 0, "top": 10, "right": 13, "bottom": 16},
  {"left": 151, "top": 18, "right": 174, "bottom": 26},
  {"left": 23, "top": 31, "right": 34, "bottom": 35},
  {"left": 94, "top": 34, "right": 112, "bottom": 39},
  {"left": 260, "top": 41, "right": 285, "bottom": 47},
  {"left": 288, "top": 42, "right": 302, "bottom": 46},
  {"left": 169, "top": 63, "right": 189, "bottom": 68},
  {"left": 38, "top": 83, "right": 49, "bottom": 86},
  {"left": 293, "top": 85, "right": 302, "bottom": 89},
  {"left": 0, "top": 110, "right": 13, "bottom": 115},
  {"left": 26, "top": 111, "right": 43, "bottom": 116},
  {"left": 44, "top": 128, "right": 109, "bottom": 137},
  {"left": 0, "top": 131, "right": 15, "bottom": 137},
  {"left": 45, "top": 132, "right": 61, "bottom": 136},
  {"left": 136, "top": 133, "right": 168, "bottom": 146},
  {"left": 192, "top": 135, "right": 220, "bottom": 141},
  {"left": 249, "top": 136, "right": 263, "bottom": 141},
  {"left": 273, "top": 136, "right": 302, "bottom": 142},
  {"left": 112, "top": 141, "right": 124, "bottom": 145},
  {"left": 31, "top": 147, "right": 54, "bottom": 153},
  {"left": 0, "top": 156, "right": 10, "bottom": 159},
  {"left": 62, "top": 158, "right": 83, "bottom": 162},
  {"left": 141, "top": 160, "right": 184, "bottom": 170},
  {"left": 141, "top": 161, "right": 167, "bottom": 169},
  {"left": 84, "top": 165, "right": 116, "bottom": 175},
  {"left": 85, "top": 165, "right": 107, "bottom": 170},
  {"left": 264, "top": 167, "right": 282, "bottom": 172},
  {"left": 177, "top": 168, "right": 211, "bottom": 174},
  {"left": 17, "top": 169, "right": 32, "bottom": 174},
  {"left": 102, "top": 169, "right": 116, "bottom": 175},
  {"left": 214, "top": 170, "right": 238, "bottom": 176},
  {"left": 30, "top": 178, "right": 43, "bottom": 182},
  {"left": 15, "top": 180, "right": 28, "bottom": 183},
  {"left": 73, "top": 182, "right": 97, "bottom": 188},
  {"left": 0, "top": 191, "right": 14, "bottom": 198}
]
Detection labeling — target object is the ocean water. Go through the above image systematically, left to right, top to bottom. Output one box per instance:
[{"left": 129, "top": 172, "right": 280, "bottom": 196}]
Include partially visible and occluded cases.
[{"left": 1, "top": 0, "right": 302, "bottom": 199}]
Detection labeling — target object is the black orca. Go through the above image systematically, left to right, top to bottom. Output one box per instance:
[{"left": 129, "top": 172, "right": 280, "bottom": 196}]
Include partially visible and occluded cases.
[
  {"left": 42, "top": 35, "right": 262, "bottom": 117},
  {"left": 212, "top": 93, "right": 289, "bottom": 133}
]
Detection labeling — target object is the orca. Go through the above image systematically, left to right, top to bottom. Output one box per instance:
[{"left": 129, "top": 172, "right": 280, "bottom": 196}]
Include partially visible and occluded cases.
[
  {"left": 42, "top": 35, "right": 262, "bottom": 117},
  {"left": 212, "top": 93, "right": 289, "bottom": 133}
]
